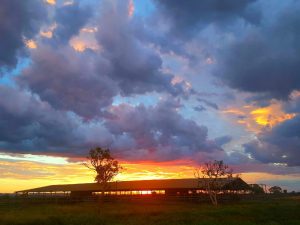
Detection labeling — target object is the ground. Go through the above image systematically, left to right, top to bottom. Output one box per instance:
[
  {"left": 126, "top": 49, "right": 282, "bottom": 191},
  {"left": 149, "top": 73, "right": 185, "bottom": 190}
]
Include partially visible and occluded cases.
[{"left": 0, "top": 196, "right": 299, "bottom": 225}]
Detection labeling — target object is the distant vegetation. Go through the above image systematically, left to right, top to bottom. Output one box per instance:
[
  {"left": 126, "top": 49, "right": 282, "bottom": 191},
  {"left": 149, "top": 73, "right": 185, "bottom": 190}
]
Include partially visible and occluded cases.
[{"left": 269, "top": 186, "right": 283, "bottom": 194}]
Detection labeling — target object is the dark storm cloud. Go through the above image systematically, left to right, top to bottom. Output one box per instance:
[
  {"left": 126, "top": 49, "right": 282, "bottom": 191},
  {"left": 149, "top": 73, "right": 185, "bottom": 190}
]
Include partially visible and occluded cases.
[
  {"left": 0, "top": 0, "right": 46, "bottom": 68},
  {"left": 18, "top": 0, "right": 189, "bottom": 120},
  {"left": 95, "top": 0, "right": 187, "bottom": 96},
  {"left": 154, "top": 0, "right": 259, "bottom": 36},
  {"left": 217, "top": 1, "right": 300, "bottom": 101},
  {"left": 54, "top": 2, "right": 92, "bottom": 43},
  {"left": 18, "top": 46, "right": 117, "bottom": 119},
  {"left": 0, "top": 85, "right": 82, "bottom": 152},
  {"left": 0, "top": 85, "right": 225, "bottom": 161},
  {"left": 0, "top": 85, "right": 119, "bottom": 155},
  {"left": 105, "top": 98, "right": 224, "bottom": 161},
  {"left": 244, "top": 115, "right": 300, "bottom": 166}
]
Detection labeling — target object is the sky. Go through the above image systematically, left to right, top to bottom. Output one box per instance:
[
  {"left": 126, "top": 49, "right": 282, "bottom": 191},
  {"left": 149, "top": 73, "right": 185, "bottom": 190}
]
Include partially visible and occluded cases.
[{"left": 0, "top": 0, "right": 300, "bottom": 193}]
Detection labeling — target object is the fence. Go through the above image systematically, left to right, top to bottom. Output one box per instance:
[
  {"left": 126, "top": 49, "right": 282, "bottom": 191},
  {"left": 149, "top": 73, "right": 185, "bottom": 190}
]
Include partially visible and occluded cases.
[{"left": 1, "top": 193, "right": 294, "bottom": 206}]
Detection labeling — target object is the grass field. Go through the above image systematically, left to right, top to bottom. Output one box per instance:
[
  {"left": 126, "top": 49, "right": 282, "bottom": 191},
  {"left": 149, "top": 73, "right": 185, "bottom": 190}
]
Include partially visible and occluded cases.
[{"left": 0, "top": 196, "right": 299, "bottom": 225}]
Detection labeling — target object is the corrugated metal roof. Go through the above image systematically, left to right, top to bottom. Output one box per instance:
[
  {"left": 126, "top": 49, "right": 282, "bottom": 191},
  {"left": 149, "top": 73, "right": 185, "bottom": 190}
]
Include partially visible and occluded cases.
[{"left": 16, "top": 178, "right": 249, "bottom": 193}]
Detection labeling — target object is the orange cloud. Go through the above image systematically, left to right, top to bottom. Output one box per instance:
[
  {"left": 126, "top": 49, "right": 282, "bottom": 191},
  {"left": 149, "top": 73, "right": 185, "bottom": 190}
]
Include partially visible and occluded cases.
[
  {"left": 45, "top": 0, "right": 56, "bottom": 5},
  {"left": 40, "top": 23, "right": 57, "bottom": 39},
  {"left": 69, "top": 27, "right": 100, "bottom": 52},
  {"left": 40, "top": 31, "right": 53, "bottom": 38},
  {"left": 69, "top": 38, "right": 100, "bottom": 52},
  {"left": 24, "top": 39, "right": 37, "bottom": 49},
  {"left": 70, "top": 39, "right": 86, "bottom": 52},
  {"left": 222, "top": 101, "right": 296, "bottom": 133},
  {"left": 250, "top": 106, "right": 296, "bottom": 127}
]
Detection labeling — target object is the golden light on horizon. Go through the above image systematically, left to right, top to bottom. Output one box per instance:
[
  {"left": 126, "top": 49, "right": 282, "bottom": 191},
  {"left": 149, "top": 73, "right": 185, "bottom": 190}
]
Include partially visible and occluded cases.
[
  {"left": 1, "top": 153, "right": 299, "bottom": 193},
  {"left": 0, "top": 156, "right": 196, "bottom": 193}
]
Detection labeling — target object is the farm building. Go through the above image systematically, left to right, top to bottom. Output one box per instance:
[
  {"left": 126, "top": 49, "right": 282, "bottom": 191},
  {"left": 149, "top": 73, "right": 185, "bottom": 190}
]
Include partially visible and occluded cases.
[{"left": 16, "top": 178, "right": 250, "bottom": 197}]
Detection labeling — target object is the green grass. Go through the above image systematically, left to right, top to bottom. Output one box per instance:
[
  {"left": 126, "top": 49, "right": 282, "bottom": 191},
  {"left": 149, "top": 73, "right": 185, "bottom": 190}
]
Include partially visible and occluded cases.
[{"left": 0, "top": 197, "right": 299, "bottom": 225}]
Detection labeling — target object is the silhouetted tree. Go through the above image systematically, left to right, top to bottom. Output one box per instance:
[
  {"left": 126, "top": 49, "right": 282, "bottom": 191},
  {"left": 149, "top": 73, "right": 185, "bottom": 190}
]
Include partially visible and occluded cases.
[
  {"left": 83, "top": 147, "right": 122, "bottom": 191},
  {"left": 195, "top": 160, "right": 233, "bottom": 206},
  {"left": 250, "top": 184, "right": 265, "bottom": 194},
  {"left": 269, "top": 186, "right": 282, "bottom": 194}
]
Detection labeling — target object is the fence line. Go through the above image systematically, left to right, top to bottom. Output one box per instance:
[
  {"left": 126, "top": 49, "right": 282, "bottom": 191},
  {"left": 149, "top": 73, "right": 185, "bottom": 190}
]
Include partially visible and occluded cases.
[{"left": 0, "top": 193, "right": 294, "bottom": 206}]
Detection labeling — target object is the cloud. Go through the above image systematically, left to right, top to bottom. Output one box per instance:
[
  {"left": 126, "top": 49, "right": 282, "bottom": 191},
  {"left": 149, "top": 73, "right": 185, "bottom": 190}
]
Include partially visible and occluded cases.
[
  {"left": 0, "top": 0, "right": 46, "bottom": 68},
  {"left": 2, "top": 0, "right": 300, "bottom": 177},
  {"left": 18, "top": 0, "right": 190, "bottom": 120},
  {"left": 95, "top": 0, "right": 187, "bottom": 96},
  {"left": 154, "top": 0, "right": 259, "bottom": 37},
  {"left": 53, "top": 1, "right": 93, "bottom": 43},
  {"left": 217, "top": 1, "right": 300, "bottom": 101},
  {"left": 210, "top": 2, "right": 300, "bottom": 168},
  {"left": 18, "top": 46, "right": 117, "bottom": 119},
  {"left": 0, "top": 84, "right": 119, "bottom": 155},
  {"left": 0, "top": 85, "right": 81, "bottom": 152},
  {"left": 0, "top": 85, "right": 226, "bottom": 162},
  {"left": 284, "top": 92, "right": 300, "bottom": 114},
  {"left": 104, "top": 98, "right": 225, "bottom": 161},
  {"left": 197, "top": 98, "right": 219, "bottom": 110},
  {"left": 194, "top": 106, "right": 206, "bottom": 112},
  {"left": 244, "top": 114, "right": 300, "bottom": 166},
  {"left": 214, "top": 135, "right": 232, "bottom": 146}
]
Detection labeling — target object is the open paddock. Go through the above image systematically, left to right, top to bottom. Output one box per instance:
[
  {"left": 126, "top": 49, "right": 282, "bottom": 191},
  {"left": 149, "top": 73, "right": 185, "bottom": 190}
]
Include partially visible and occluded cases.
[{"left": 0, "top": 195, "right": 299, "bottom": 225}]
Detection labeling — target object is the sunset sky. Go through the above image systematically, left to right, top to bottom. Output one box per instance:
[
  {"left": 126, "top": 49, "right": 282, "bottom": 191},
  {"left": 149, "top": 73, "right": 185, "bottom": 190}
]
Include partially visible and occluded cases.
[{"left": 1, "top": 0, "right": 300, "bottom": 193}]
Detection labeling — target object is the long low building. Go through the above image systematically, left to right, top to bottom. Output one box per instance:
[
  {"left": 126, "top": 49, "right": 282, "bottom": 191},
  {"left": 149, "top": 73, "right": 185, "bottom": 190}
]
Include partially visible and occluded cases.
[{"left": 16, "top": 178, "right": 250, "bottom": 197}]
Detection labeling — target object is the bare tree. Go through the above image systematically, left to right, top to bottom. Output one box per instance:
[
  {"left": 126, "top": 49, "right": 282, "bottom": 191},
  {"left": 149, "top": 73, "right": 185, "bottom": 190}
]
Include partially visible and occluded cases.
[
  {"left": 83, "top": 147, "right": 122, "bottom": 192},
  {"left": 195, "top": 160, "right": 233, "bottom": 206}
]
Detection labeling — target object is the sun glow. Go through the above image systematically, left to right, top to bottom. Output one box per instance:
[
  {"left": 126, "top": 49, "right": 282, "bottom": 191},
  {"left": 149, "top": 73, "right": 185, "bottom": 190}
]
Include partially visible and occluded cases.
[
  {"left": 223, "top": 101, "right": 296, "bottom": 133},
  {"left": 250, "top": 105, "right": 296, "bottom": 128},
  {"left": 2, "top": 153, "right": 299, "bottom": 193},
  {"left": 0, "top": 156, "right": 196, "bottom": 193}
]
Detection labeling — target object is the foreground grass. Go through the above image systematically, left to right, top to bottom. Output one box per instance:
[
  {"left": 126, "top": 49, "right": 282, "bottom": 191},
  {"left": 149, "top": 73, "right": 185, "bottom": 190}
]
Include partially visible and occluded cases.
[{"left": 0, "top": 197, "right": 299, "bottom": 225}]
